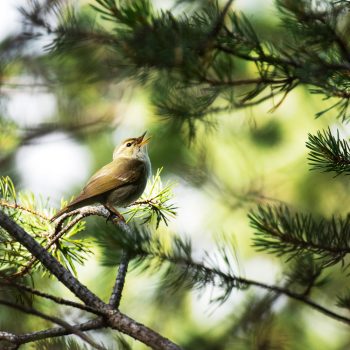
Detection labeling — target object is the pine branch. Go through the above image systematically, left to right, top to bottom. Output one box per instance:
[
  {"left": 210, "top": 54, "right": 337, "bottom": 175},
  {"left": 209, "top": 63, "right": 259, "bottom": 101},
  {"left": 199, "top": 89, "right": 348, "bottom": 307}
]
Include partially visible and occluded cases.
[
  {"left": 10, "top": 0, "right": 350, "bottom": 130},
  {"left": 198, "top": 0, "right": 234, "bottom": 54},
  {"left": 306, "top": 127, "right": 350, "bottom": 175},
  {"left": 0, "top": 177, "right": 91, "bottom": 276},
  {"left": 249, "top": 205, "right": 350, "bottom": 267},
  {"left": 0, "top": 209, "right": 182, "bottom": 350},
  {"left": 0, "top": 210, "right": 105, "bottom": 308},
  {"left": 96, "top": 221, "right": 350, "bottom": 326},
  {"left": 166, "top": 258, "right": 350, "bottom": 325},
  {"left": 237, "top": 276, "right": 350, "bottom": 325},
  {"left": 337, "top": 291, "right": 350, "bottom": 311}
]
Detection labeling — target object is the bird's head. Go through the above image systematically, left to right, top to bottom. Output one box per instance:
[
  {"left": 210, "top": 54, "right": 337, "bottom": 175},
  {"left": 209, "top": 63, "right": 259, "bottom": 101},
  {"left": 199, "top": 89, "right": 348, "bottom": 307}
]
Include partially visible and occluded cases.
[{"left": 113, "top": 131, "right": 151, "bottom": 160}]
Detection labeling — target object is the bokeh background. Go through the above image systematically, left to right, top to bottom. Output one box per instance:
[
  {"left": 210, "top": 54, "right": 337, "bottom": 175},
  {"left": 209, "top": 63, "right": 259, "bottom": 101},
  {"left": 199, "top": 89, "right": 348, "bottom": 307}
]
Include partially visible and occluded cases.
[{"left": 1, "top": 0, "right": 350, "bottom": 349}]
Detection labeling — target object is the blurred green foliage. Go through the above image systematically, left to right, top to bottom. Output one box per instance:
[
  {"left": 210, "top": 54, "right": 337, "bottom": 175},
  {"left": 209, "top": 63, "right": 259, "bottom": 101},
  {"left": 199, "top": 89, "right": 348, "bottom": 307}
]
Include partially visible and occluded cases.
[{"left": 1, "top": 0, "right": 350, "bottom": 349}]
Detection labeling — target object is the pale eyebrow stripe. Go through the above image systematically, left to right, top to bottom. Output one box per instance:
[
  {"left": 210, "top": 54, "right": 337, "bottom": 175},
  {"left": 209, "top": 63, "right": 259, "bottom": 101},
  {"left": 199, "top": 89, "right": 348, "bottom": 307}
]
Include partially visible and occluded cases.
[{"left": 123, "top": 138, "right": 136, "bottom": 144}]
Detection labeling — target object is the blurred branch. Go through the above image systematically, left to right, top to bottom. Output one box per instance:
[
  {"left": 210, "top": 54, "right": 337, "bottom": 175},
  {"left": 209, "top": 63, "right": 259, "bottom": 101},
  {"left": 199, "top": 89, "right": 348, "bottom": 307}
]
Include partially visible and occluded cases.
[
  {"left": 198, "top": 0, "right": 234, "bottom": 53},
  {"left": 215, "top": 43, "right": 300, "bottom": 68},
  {"left": 200, "top": 75, "right": 296, "bottom": 87},
  {"left": 94, "top": 210, "right": 350, "bottom": 327},
  {"left": 158, "top": 251, "right": 350, "bottom": 326},
  {"left": 236, "top": 276, "right": 350, "bottom": 325}
]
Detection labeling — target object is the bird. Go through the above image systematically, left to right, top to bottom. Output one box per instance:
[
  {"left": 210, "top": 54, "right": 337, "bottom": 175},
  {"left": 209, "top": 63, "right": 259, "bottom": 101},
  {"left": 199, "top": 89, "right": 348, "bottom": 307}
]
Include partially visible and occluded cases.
[{"left": 50, "top": 132, "right": 151, "bottom": 222}]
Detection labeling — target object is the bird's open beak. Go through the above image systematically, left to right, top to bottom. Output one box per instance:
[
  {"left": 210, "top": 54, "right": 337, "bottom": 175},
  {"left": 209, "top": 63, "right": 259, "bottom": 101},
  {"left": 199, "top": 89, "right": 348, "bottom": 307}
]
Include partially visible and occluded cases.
[{"left": 137, "top": 131, "right": 151, "bottom": 146}]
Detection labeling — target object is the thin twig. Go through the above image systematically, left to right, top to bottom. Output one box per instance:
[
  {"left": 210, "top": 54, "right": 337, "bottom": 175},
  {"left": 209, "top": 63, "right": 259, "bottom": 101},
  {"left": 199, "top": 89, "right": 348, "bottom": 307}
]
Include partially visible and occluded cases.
[
  {"left": 197, "top": 0, "right": 234, "bottom": 57},
  {"left": 209, "top": 0, "right": 234, "bottom": 40},
  {"left": 201, "top": 75, "right": 294, "bottom": 87},
  {"left": 0, "top": 200, "right": 49, "bottom": 221},
  {"left": 261, "top": 223, "right": 350, "bottom": 255},
  {"left": 109, "top": 251, "right": 130, "bottom": 309},
  {"left": 0, "top": 280, "right": 102, "bottom": 315},
  {"left": 15, "top": 318, "right": 104, "bottom": 345}
]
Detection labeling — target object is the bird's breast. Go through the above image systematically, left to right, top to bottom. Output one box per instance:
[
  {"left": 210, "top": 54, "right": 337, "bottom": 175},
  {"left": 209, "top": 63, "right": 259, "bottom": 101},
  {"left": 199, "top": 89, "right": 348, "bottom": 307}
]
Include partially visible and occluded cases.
[{"left": 107, "top": 156, "right": 151, "bottom": 207}]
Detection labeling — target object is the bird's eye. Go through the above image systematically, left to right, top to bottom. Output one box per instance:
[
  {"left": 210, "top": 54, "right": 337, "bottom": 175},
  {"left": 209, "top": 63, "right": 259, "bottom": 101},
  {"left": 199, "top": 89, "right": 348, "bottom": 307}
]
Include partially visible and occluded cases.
[{"left": 126, "top": 142, "right": 132, "bottom": 147}]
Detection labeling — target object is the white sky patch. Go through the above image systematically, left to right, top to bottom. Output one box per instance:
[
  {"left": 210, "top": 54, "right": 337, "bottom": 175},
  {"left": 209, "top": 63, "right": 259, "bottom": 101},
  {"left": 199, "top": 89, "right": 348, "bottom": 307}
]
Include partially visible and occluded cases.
[
  {"left": 0, "top": 0, "right": 26, "bottom": 41},
  {"left": 153, "top": 0, "right": 174, "bottom": 11},
  {"left": 235, "top": 0, "right": 273, "bottom": 12},
  {"left": 7, "top": 90, "right": 57, "bottom": 126},
  {"left": 113, "top": 99, "right": 150, "bottom": 143},
  {"left": 15, "top": 132, "right": 91, "bottom": 200},
  {"left": 171, "top": 182, "right": 211, "bottom": 237},
  {"left": 245, "top": 257, "right": 281, "bottom": 285}
]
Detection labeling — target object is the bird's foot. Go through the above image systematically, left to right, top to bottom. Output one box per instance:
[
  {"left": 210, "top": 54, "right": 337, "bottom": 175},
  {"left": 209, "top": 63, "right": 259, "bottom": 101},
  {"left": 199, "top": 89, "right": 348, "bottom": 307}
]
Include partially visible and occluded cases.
[{"left": 104, "top": 205, "right": 125, "bottom": 223}]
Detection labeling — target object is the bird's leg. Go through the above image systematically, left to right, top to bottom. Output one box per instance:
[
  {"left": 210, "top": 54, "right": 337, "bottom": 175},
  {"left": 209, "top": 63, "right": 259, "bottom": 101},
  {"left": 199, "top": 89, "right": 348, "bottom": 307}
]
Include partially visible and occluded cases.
[{"left": 104, "top": 204, "right": 125, "bottom": 222}]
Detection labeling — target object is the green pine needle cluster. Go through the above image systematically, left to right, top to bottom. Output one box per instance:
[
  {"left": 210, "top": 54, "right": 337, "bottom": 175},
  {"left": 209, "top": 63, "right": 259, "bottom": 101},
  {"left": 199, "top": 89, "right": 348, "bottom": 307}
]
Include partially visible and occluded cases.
[
  {"left": 306, "top": 128, "right": 350, "bottom": 176},
  {"left": 122, "top": 168, "right": 177, "bottom": 228},
  {"left": 0, "top": 176, "right": 91, "bottom": 277},
  {"left": 249, "top": 204, "right": 350, "bottom": 268}
]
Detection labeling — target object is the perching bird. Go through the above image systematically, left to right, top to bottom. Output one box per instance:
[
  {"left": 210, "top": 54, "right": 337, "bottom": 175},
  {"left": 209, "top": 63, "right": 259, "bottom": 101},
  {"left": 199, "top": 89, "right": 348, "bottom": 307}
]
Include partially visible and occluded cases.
[{"left": 50, "top": 132, "right": 151, "bottom": 222}]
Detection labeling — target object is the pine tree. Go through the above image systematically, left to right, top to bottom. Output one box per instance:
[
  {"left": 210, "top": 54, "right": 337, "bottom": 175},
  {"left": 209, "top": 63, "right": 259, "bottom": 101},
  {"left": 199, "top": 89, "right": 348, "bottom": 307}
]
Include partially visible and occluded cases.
[{"left": 1, "top": 0, "right": 350, "bottom": 349}]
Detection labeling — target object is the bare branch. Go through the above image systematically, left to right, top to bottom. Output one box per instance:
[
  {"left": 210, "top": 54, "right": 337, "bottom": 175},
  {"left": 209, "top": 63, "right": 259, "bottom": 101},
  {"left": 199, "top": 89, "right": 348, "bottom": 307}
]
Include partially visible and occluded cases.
[
  {"left": 109, "top": 251, "right": 130, "bottom": 309},
  {"left": 0, "top": 280, "right": 101, "bottom": 315},
  {"left": 0, "top": 299, "right": 106, "bottom": 350},
  {"left": 15, "top": 318, "right": 104, "bottom": 345},
  {"left": 0, "top": 331, "right": 17, "bottom": 343}
]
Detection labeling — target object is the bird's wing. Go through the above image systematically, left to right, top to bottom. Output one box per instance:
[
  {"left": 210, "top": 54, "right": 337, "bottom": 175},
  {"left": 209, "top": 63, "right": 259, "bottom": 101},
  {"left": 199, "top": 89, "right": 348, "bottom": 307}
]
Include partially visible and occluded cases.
[{"left": 68, "top": 157, "right": 146, "bottom": 207}]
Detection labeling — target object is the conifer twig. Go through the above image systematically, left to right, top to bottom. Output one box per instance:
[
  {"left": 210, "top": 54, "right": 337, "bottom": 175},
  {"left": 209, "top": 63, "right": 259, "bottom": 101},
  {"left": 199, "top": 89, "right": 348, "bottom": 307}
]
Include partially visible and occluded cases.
[{"left": 0, "top": 200, "right": 49, "bottom": 221}]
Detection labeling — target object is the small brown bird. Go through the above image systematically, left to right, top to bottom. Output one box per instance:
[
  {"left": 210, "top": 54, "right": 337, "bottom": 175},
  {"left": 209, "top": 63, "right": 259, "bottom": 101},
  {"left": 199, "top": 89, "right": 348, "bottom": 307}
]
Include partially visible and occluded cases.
[{"left": 51, "top": 132, "right": 151, "bottom": 222}]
